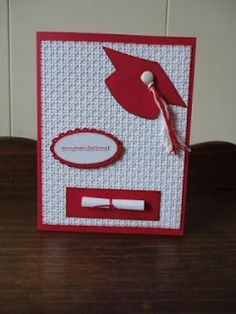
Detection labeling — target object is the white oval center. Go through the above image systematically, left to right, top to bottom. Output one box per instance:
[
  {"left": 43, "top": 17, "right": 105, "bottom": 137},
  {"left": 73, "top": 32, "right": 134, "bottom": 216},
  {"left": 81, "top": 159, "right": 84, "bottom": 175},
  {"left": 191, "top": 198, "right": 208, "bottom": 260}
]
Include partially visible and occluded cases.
[{"left": 54, "top": 132, "right": 118, "bottom": 165}]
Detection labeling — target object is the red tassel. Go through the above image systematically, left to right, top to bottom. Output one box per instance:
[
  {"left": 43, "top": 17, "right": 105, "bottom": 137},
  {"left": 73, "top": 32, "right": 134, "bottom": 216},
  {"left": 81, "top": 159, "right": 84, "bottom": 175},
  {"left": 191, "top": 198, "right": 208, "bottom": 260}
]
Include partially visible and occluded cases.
[{"left": 149, "top": 84, "right": 190, "bottom": 155}]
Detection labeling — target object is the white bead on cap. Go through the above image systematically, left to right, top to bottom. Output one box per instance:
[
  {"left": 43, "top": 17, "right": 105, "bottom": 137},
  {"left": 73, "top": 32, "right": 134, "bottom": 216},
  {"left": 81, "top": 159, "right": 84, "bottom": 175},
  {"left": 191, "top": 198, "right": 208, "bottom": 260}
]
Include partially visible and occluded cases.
[{"left": 140, "top": 71, "right": 154, "bottom": 87}]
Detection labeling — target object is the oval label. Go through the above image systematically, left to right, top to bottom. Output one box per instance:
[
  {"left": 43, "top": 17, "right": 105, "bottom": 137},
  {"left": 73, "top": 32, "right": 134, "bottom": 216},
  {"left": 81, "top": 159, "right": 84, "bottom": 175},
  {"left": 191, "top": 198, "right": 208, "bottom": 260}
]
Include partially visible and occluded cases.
[{"left": 50, "top": 129, "right": 123, "bottom": 169}]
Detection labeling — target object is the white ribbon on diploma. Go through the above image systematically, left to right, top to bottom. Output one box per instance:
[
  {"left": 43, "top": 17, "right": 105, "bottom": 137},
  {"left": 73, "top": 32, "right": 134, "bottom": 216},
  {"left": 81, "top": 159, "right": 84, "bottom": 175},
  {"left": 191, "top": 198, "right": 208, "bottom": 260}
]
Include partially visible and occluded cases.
[{"left": 81, "top": 197, "right": 145, "bottom": 211}]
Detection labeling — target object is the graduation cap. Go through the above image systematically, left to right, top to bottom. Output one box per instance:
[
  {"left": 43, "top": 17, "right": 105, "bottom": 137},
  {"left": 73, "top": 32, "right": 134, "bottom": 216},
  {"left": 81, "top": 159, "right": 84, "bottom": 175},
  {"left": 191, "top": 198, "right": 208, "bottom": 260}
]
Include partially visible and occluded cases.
[{"left": 103, "top": 46, "right": 190, "bottom": 154}]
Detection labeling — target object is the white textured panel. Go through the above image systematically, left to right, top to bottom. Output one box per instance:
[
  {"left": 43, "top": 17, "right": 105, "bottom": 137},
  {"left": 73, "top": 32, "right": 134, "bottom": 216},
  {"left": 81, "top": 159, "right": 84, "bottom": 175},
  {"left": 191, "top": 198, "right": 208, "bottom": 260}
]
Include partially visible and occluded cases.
[{"left": 40, "top": 40, "right": 191, "bottom": 229}]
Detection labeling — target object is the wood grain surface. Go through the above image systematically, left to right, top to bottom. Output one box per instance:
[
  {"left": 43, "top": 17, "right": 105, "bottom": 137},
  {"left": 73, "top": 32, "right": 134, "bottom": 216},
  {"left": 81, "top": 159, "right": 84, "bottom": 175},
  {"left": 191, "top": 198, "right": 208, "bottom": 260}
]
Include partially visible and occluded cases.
[{"left": 0, "top": 138, "right": 235, "bottom": 314}]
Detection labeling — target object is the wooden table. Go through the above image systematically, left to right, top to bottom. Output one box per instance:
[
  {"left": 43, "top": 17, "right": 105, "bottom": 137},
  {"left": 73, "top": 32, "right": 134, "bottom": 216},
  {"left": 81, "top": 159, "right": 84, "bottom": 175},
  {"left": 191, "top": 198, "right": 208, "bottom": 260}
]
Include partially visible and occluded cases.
[{"left": 0, "top": 138, "right": 235, "bottom": 313}]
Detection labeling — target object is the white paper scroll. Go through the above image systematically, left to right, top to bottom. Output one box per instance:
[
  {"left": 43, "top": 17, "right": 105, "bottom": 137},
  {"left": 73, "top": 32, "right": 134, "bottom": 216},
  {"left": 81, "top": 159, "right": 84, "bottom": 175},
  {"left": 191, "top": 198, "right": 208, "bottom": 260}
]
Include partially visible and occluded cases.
[{"left": 81, "top": 197, "right": 145, "bottom": 211}]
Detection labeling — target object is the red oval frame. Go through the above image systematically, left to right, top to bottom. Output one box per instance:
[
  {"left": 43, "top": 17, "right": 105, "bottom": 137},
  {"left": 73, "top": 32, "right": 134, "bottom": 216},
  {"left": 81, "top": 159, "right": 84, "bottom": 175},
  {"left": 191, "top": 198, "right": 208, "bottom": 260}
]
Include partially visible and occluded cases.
[{"left": 50, "top": 128, "right": 123, "bottom": 169}]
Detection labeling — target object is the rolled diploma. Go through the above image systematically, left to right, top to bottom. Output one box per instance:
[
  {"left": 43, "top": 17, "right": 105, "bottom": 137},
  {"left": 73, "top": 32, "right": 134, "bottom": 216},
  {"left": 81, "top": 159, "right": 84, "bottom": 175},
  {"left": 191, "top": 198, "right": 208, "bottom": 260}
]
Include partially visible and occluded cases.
[{"left": 81, "top": 197, "right": 145, "bottom": 211}]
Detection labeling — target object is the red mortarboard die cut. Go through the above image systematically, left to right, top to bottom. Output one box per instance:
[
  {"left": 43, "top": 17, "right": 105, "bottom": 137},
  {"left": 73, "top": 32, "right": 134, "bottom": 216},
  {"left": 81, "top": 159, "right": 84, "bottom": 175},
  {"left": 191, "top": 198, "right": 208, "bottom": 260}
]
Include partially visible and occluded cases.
[{"left": 103, "top": 47, "right": 190, "bottom": 154}]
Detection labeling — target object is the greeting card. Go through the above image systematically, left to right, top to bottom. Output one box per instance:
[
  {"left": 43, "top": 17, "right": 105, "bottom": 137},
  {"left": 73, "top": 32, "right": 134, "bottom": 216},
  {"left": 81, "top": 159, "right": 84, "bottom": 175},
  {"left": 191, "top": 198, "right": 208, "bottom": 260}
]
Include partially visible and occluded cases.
[{"left": 37, "top": 32, "right": 196, "bottom": 235}]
